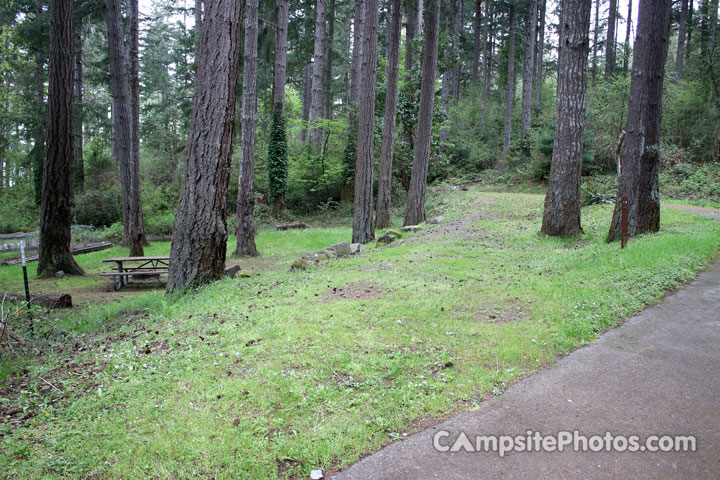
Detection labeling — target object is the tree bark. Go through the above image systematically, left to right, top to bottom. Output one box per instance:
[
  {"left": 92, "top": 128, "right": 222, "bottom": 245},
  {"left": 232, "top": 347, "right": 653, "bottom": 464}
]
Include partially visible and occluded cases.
[
  {"left": 32, "top": 0, "right": 45, "bottom": 206},
  {"left": 38, "top": 0, "right": 84, "bottom": 278},
  {"left": 106, "top": 0, "right": 146, "bottom": 257},
  {"left": 129, "top": 0, "right": 146, "bottom": 250},
  {"left": 167, "top": 0, "right": 244, "bottom": 293},
  {"left": 194, "top": 0, "right": 203, "bottom": 57},
  {"left": 234, "top": 0, "right": 259, "bottom": 257},
  {"left": 269, "top": 0, "right": 289, "bottom": 217},
  {"left": 273, "top": 0, "right": 289, "bottom": 112},
  {"left": 309, "top": 0, "right": 327, "bottom": 151},
  {"left": 323, "top": 0, "right": 335, "bottom": 119},
  {"left": 351, "top": 0, "right": 366, "bottom": 102},
  {"left": 352, "top": 0, "right": 379, "bottom": 244},
  {"left": 376, "top": 0, "right": 403, "bottom": 230},
  {"left": 404, "top": 0, "right": 439, "bottom": 226},
  {"left": 405, "top": 0, "right": 418, "bottom": 74},
  {"left": 451, "top": 0, "right": 463, "bottom": 102},
  {"left": 472, "top": 0, "right": 481, "bottom": 87},
  {"left": 480, "top": 0, "right": 492, "bottom": 127},
  {"left": 521, "top": 0, "right": 539, "bottom": 137},
  {"left": 534, "top": 0, "right": 546, "bottom": 108},
  {"left": 540, "top": 0, "right": 592, "bottom": 237},
  {"left": 591, "top": 0, "right": 599, "bottom": 81},
  {"left": 605, "top": 0, "right": 617, "bottom": 76},
  {"left": 608, "top": 0, "right": 671, "bottom": 241},
  {"left": 622, "top": 0, "right": 633, "bottom": 76},
  {"left": 675, "top": 0, "right": 688, "bottom": 83},
  {"left": 686, "top": 0, "right": 694, "bottom": 64},
  {"left": 440, "top": 2, "right": 451, "bottom": 147},
  {"left": 502, "top": 2, "right": 517, "bottom": 153},
  {"left": 73, "top": 16, "right": 83, "bottom": 193},
  {"left": 301, "top": 62, "right": 311, "bottom": 142}
]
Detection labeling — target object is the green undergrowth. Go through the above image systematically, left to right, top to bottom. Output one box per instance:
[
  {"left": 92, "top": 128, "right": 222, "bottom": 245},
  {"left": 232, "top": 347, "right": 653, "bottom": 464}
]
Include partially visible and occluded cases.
[{"left": 1, "top": 189, "right": 719, "bottom": 479}]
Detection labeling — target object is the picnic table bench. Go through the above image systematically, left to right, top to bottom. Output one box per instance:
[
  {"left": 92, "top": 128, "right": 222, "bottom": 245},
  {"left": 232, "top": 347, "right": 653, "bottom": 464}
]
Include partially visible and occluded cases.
[{"left": 100, "top": 256, "right": 169, "bottom": 290}]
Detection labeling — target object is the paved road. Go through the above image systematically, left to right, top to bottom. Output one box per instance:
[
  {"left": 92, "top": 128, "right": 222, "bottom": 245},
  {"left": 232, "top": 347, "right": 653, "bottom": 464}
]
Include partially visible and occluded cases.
[{"left": 334, "top": 206, "right": 720, "bottom": 480}]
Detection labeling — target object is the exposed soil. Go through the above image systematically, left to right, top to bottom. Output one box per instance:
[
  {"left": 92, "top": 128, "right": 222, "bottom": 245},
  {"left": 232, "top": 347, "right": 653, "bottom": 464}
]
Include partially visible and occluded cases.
[{"left": 321, "top": 281, "right": 384, "bottom": 303}]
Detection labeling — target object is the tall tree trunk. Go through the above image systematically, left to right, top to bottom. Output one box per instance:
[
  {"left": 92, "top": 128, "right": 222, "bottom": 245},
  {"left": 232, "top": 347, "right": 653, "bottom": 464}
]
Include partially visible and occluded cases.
[
  {"left": 32, "top": 0, "right": 45, "bottom": 206},
  {"left": 38, "top": 0, "right": 84, "bottom": 278},
  {"left": 107, "top": 0, "right": 145, "bottom": 257},
  {"left": 129, "top": 0, "right": 146, "bottom": 250},
  {"left": 167, "top": 0, "right": 244, "bottom": 293},
  {"left": 194, "top": 0, "right": 203, "bottom": 57},
  {"left": 234, "top": 0, "right": 259, "bottom": 257},
  {"left": 269, "top": 0, "right": 289, "bottom": 217},
  {"left": 309, "top": 0, "right": 327, "bottom": 151},
  {"left": 323, "top": 0, "right": 335, "bottom": 119},
  {"left": 351, "top": 0, "right": 366, "bottom": 102},
  {"left": 352, "top": 0, "right": 379, "bottom": 244},
  {"left": 376, "top": 0, "right": 402, "bottom": 230},
  {"left": 404, "top": 0, "right": 439, "bottom": 226},
  {"left": 405, "top": 0, "right": 418, "bottom": 74},
  {"left": 451, "top": 0, "right": 463, "bottom": 102},
  {"left": 472, "top": 0, "right": 482, "bottom": 87},
  {"left": 480, "top": 0, "right": 492, "bottom": 127},
  {"left": 521, "top": 0, "right": 539, "bottom": 137},
  {"left": 534, "top": 0, "right": 546, "bottom": 108},
  {"left": 541, "top": 0, "right": 592, "bottom": 236},
  {"left": 591, "top": 0, "right": 599, "bottom": 81},
  {"left": 605, "top": 0, "right": 617, "bottom": 76},
  {"left": 608, "top": 0, "right": 671, "bottom": 241},
  {"left": 622, "top": 0, "right": 632, "bottom": 76},
  {"left": 675, "top": 0, "right": 689, "bottom": 83},
  {"left": 686, "top": 0, "right": 694, "bottom": 64},
  {"left": 708, "top": 0, "right": 720, "bottom": 59},
  {"left": 502, "top": 2, "right": 517, "bottom": 153},
  {"left": 440, "top": 4, "right": 451, "bottom": 147},
  {"left": 73, "top": 16, "right": 83, "bottom": 193},
  {"left": 301, "top": 62, "right": 311, "bottom": 142}
]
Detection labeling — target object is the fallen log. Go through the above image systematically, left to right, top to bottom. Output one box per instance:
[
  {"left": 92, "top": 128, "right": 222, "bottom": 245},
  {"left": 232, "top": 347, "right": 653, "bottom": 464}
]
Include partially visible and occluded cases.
[
  {"left": 276, "top": 222, "right": 308, "bottom": 231},
  {"left": 0, "top": 241, "right": 112, "bottom": 266},
  {"left": 1, "top": 293, "right": 72, "bottom": 308}
]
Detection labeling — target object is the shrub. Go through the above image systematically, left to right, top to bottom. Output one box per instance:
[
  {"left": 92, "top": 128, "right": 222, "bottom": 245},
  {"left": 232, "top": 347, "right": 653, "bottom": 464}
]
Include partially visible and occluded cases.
[
  {"left": 581, "top": 175, "right": 617, "bottom": 206},
  {"left": 0, "top": 183, "right": 39, "bottom": 233},
  {"left": 73, "top": 186, "right": 123, "bottom": 227},
  {"left": 143, "top": 210, "right": 175, "bottom": 236}
]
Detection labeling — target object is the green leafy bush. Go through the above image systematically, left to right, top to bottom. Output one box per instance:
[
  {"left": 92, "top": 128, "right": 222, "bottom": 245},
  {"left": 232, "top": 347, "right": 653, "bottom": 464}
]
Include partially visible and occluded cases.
[
  {"left": 581, "top": 175, "right": 617, "bottom": 206},
  {"left": 0, "top": 183, "right": 39, "bottom": 233},
  {"left": 73, "top": 186, "right": 123, "bottom": 227},
  {"left": 143, "top": 210, "right": 175, "bottom": 236}
]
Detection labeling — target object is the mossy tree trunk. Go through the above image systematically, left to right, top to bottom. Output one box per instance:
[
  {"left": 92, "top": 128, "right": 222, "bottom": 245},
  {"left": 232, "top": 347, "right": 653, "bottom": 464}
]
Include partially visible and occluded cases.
[
  {"left": 38, "top": 0, "right": 84, "bottom": 278},
  {"left": 167, "top": 0, "right": 244, "bottom": 293},
  {"left": 234, "top": 0, "right": 259, "bottom": 257},
  {"left": 352, "top": 0, "right": 379, "bottom": 244},
  {"left": 375, "top": 0, "right": 402, "bottom": 230},
  {"left": 403, "top": 0, "right": 439, "bottom": 227},
  {"left": 540, "top": 0, "right": 592, "bottom": 236},
  {"left": 608, "top": 0, "right": 671, "bottom": 241}
]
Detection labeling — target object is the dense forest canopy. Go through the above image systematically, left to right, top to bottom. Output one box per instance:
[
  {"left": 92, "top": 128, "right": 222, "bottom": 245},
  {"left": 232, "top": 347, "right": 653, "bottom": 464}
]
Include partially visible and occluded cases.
[{"left": 0, "top": 0, "right": 718, "bottom": 251}]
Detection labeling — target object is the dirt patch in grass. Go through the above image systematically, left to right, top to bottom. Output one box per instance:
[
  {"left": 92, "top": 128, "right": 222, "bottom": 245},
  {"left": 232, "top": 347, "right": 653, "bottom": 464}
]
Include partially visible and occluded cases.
[{"left": 320, "top": 281, "right": 384, "bottom": 303}]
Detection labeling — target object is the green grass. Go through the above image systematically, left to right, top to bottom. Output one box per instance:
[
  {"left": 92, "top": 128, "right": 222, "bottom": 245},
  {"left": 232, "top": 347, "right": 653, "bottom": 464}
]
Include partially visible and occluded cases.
[{"left": 1, "top": 189, "right": 719, "bottom": 479}]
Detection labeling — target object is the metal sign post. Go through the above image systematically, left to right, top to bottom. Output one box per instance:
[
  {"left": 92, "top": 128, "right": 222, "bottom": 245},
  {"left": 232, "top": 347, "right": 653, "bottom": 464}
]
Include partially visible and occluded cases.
[{"left": 20, "top": 239, "right": 30, "bottom": 302}]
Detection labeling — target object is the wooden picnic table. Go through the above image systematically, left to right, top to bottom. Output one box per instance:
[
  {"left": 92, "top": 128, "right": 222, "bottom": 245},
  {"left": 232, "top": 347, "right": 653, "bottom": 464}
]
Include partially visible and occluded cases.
[{"left": 100, "top": 256, "right": 170, "bottom": 290}]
